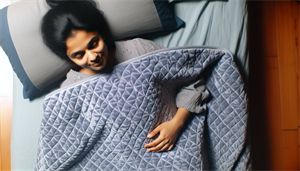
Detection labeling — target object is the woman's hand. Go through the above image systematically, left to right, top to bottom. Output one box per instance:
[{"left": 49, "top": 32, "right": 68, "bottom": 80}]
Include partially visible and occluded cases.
[
  {"left": 144, "top": 108, "right": 190, "bottom": 152},
  {"left": 144, "top": 120, "right": 182, "bottom": 152}
]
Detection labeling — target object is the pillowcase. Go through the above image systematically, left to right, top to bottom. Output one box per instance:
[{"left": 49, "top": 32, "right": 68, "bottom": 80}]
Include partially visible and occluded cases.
[
  {"left": 0, "top": 0, "right": 184, "bottom": 99},
  {"left": 168, "top": 0, "right": 184, "bottom": 3}
]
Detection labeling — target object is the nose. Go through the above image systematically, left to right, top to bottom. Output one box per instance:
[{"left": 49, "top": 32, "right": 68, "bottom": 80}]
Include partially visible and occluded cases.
[{"left": 86, "top": 50, "right": 97, "bottom": 62}]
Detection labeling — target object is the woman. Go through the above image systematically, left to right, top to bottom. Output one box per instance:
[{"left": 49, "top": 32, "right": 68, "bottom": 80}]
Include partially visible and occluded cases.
[{"left": 41, "top": 0, "right": 209, "bottom": 153}]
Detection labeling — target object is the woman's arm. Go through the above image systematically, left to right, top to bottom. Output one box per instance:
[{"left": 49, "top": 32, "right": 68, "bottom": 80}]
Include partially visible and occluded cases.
[
  {"left": 144, "top": 77, "right": 210, "bottom": 152},
  {"left": 175, "top": 78, "right": 210, "bottom": 114},
  {"left": 144, "top": 108, "right": 190, "bottom": 152}
]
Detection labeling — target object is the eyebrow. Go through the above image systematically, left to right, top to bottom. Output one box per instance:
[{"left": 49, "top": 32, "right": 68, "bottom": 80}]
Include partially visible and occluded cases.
[{"left": 70, "top": 36, "right": 98, "bottom": 58}]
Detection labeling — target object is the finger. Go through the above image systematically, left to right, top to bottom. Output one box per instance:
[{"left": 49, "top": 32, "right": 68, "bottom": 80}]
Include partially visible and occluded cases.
[
  {"left": 147, "top": 126, "right": 161, "bottom": 138},
  {"left": 144, "top": 136, "right": 164, "bottom": 148},
  {"left": 148, "top": 139, "right": 169, "bottom": 152},
  {"left": 147, "top": 140, "right": 168, "bottom": 152},
  {"left": 156, "top": 143, "right": 170, "bottom": 152},
  {"left": 167, "top": 144, "right": 174, "bottom": 151}
]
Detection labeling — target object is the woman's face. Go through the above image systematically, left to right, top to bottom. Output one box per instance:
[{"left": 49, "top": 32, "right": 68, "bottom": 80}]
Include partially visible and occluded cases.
[{"left": 66, "top": 30, "right": 108, "bottom": 72}]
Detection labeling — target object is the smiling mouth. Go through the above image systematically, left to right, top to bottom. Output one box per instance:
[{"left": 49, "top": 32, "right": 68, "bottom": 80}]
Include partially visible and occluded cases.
[{"left": 92, "top": 54, "right": 104, "bottom": 67}]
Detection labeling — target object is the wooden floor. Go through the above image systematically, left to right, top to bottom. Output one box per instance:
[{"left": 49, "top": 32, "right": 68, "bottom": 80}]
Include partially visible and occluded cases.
[
  {"left": 0, "top": 0, "right": 14, "bottom": 169},
  {"left": 248, "top": 0, "right": 300, "bottom": 170},
  {"left": 0, "top": 1, "right": 13, "bottom": 168},
  {"left": 0, "top": 18, "right": 13, "bottom": 171},
  {"left": 0, "top": 53, "right": 13, "bottom": 169},
  {"left": 0, "top": 96, "right": 12, "bottom": 171}
]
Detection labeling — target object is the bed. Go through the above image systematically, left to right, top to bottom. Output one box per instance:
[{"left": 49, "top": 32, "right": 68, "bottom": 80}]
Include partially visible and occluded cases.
[{"left": 1, "top": 0, "right": 249, "bottom": 170}]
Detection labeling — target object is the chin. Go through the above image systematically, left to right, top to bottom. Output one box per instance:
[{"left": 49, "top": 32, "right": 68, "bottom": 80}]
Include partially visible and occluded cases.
[
  {"left": 90, "top": 60, "right": 107, "bottom": 72},
  {"left": 91, "top": 65, "right": 107, "bottom": 73}
]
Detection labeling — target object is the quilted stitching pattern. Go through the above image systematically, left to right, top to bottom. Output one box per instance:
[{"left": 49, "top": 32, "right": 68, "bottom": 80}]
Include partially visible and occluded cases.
[
  {"left": 35, "top": 47, "right": 249, "bottom": 171},
  {"left": 204, "top": 54, "right": 248, "bottom": 171}
]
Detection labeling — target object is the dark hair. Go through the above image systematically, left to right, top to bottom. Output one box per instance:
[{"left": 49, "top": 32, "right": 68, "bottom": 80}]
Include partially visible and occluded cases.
[{"left": 41, "top": 0, "right": 115, "bottom": 61}]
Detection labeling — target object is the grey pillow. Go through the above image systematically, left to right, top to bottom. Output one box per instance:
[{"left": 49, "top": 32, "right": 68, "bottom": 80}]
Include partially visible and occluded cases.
[{"left": 0, "top": 0, "right": 184, "bottom": 99}]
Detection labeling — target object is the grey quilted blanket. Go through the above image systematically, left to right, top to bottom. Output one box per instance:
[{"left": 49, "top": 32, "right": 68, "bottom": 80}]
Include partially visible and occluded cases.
[{"left": 35, "top": 47, "right": 250, "bottom": 171}]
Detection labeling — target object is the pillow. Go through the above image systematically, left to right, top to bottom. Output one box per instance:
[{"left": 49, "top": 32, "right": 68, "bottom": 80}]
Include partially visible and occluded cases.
[
  {"left": 0, "top": 0, "right": 184, "bottom": 99},
  {"left": 168, "top": 0, "right": 176, "bottom": 2},
  {"left": 100, "top": 1, "right": 185, "bottom": 39}
]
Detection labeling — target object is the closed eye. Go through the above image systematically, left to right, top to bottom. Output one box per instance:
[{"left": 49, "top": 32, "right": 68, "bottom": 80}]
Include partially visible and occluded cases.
[
  {"left": 69, "top": 36, "right": 99, "bottom": 59},
  {"left": 88, "top": 37, "right": 99, "bottom": 49},
  {"left": 72, "top": 52, "right": 84, "bottom": 59}
]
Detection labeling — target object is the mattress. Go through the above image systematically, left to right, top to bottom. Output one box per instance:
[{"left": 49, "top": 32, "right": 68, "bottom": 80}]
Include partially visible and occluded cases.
[{"left": 11, "top": 0, "right": 248, "bottom": 170}]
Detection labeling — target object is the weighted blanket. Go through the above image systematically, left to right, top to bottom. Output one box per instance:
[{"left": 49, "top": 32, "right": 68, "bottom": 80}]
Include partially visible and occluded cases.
[{"left": 35, "top": 47, "right": 250, "bottom": 171}]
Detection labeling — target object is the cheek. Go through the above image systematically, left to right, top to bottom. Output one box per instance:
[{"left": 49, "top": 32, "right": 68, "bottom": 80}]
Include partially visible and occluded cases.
[{"left": 102, "top": 44, "right": 109, "bottom": 57}]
